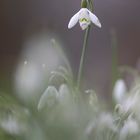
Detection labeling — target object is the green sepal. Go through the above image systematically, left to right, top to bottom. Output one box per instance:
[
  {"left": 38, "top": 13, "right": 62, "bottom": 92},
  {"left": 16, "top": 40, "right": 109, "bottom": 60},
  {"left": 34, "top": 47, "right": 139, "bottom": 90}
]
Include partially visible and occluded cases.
[{"left": 81, "top": 0, "right": 87, "bottom": 8}]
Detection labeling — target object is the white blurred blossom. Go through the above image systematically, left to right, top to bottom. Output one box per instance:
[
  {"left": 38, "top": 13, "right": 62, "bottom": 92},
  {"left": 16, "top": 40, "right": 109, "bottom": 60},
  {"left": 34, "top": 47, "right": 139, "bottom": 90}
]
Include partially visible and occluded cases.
[
  {"left": 14, "top": 34, "right": 71, "bottom": 105},
  {"left": 15, "top": 62, "right": 43, "bottom": 104},
  {"left": 113, "top": 79, "right": 127, "bottom": 104},
  {"left": 58, "top": 84, "right": 71, "bottom": 103},
  {"left": 38, "top": 86, "right": 59, "bottom": 110},
  {"left": 122, "top": 91, "right": 140, "bottom": 114},
  {"left": 85, "top": 112, "right": 117, "bottom": 135},
  {"left": 98, "top": 113, "right": 117, "bottom": 132},
  {"left": 0, "top": 115, "right": 26, "bottom": 135},
  {"left": 119, "top": 119, "right": 139, "bottom": 140}
]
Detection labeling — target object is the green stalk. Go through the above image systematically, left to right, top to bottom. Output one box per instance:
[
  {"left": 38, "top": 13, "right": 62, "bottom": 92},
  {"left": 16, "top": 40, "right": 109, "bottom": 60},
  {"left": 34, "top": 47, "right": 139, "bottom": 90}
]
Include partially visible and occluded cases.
[
  {"left": 77, "top": 0, "right": 93, "bottom": 90},
  {"left": 77, "top": 26, "right": 91, "bottom": 89},
  {"left": 111, "top": 29, "right": 118, "bottom": 91}
]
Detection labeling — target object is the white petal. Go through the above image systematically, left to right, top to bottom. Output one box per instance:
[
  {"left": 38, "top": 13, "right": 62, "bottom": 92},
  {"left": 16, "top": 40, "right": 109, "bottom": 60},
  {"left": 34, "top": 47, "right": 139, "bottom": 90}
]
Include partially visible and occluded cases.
[
  {"left": 88, "top": 10, "right": 101, "bottom": 28},
  {"left": 68, "top": 11, "right": 80, "bottom": 29},
  {"left": 79, "top": 22, "right": 90, "bottom": 30},
  {"left": 113, "top": 79, "right": 127, "bottom": 103},
  {"left": 37, "top": 86, "right": 59, "bottom": 110}
]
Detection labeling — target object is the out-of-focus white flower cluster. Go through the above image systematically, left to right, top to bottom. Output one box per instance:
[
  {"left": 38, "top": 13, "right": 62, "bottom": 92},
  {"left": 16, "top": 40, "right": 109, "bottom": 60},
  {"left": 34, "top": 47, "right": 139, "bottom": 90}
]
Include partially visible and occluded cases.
[
  {"left": 14, "top": 34, "right": 72, "bottom": 107},
  {"left": 1, "top": 35, "right": 140, "bottom": 140},
  {"left": 112, "top": 75, "right": 140, "bottom": 140},
  {"left": 0, "top": 115, "right": 26, "bottom": 135}
]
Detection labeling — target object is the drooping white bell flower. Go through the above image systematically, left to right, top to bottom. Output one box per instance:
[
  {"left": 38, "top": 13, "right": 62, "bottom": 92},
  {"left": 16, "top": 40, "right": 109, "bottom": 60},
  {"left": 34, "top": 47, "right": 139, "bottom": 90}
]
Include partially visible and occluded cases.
[
  {"left": 68, "top": 8, "right": 101, "bottom": 30},
  {"left": 113, "top": 79, "right": 127, "bottom": 104}
]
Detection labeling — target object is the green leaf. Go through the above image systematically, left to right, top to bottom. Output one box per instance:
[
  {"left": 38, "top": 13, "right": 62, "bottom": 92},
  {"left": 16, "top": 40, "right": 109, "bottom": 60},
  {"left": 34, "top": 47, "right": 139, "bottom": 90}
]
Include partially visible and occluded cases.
[{"left": 110, "top": 29, "right": 119, "bottom": 91}]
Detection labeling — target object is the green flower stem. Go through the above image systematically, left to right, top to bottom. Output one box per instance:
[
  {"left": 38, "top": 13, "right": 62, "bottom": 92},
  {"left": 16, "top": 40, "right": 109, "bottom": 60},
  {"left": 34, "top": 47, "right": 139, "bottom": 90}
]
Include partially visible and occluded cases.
[
  {"left": 76, "top": 0, "right": 93, "bottom": 90},
  {"left": 77, "top": 26, "right": 91, "bottom": 89},
  {"left": 111, "top": 29, "right": 118, "bottom": 91}
]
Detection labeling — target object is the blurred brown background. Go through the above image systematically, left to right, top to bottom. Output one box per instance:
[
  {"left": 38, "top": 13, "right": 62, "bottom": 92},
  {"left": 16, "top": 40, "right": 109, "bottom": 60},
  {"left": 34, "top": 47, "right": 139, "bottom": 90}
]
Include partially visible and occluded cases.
[{"left": 0, "top": 0, "right": 140, "bottom": 97}]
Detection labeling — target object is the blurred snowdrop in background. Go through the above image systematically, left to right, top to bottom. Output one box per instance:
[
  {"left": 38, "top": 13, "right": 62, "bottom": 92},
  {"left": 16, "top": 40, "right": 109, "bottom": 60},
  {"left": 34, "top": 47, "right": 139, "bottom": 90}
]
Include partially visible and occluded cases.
[
  {"left": 14, "top": 33, "right": 71, "bottom": 106},
  {"left": 15, "top": 61, "right": 43, "bottom": 106},
  {"left": 113, "top": 79, "right": 127, "bottom": 104},
  {"left": 0, "top": 115, "right": 26, "bottom": 135},
  {"left": 119, "top": 118, "right": 139, "bottom": 140}
]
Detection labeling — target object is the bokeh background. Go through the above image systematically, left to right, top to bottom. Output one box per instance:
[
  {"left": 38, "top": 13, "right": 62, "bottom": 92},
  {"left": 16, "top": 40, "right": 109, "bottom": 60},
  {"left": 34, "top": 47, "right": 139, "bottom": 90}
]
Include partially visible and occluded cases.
[{"left": 0, "top": 0, "right": 140, "bottom": 98}]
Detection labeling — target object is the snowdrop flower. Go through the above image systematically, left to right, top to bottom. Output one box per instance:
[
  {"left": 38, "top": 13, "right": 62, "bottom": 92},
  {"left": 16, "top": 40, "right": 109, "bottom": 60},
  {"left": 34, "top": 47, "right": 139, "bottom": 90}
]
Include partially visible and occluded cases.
[
  {"left": 68, "top": 8, "right": 101, "bottom": 30},
  {"left": 113, "top": 79, "right": 127, "bottom": 104},
  {"left": 122, "top": 91, "right": 140, "bottom": 113},
  {"left": 98, "top": 113, "right": 117, "bottom": 132},
  {"left": 0, "top": 115, "right": 26, "bottom": 135},
  {"left": 119, "top": 119, "right": 139, "bottom": 140}
]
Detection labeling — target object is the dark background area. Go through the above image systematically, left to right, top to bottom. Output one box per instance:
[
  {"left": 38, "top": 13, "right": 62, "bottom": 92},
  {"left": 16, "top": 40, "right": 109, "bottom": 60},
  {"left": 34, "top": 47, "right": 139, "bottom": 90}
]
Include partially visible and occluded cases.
[{"left": 0, "top": 0, "right": 140, "bottom": 97}]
